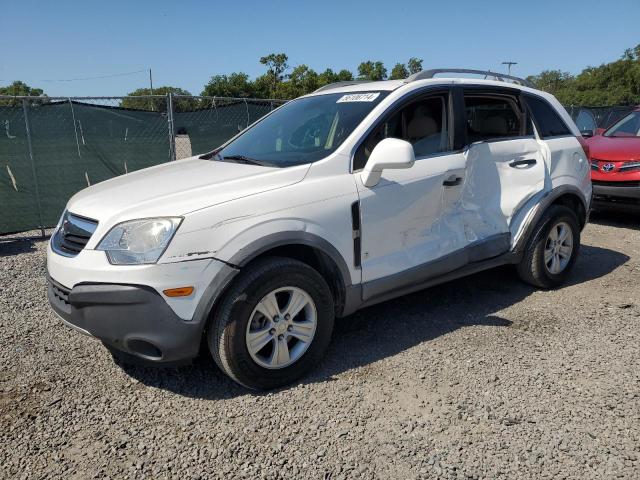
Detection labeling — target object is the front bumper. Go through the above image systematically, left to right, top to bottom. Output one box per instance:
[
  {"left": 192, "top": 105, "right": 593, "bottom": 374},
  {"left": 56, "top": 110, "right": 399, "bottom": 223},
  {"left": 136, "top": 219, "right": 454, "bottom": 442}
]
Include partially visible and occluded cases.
[
  {"left": 592, "top": 181, "right": 640, "bottom": 200},
  {"left": 46, "top": 241, "right": 240, "bottom": 363},
  {"left": 48, "top": 277, "right": 204, "bottom": 363}
]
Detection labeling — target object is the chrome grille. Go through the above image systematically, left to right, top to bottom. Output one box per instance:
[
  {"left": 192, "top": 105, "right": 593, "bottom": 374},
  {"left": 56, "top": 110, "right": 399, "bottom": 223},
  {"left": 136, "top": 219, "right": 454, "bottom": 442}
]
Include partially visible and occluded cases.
[
  {"left": 619, "top": 162, "right": 640, "bottom": 172},
  {"left": 51, "top": 211, "right": 98, "bottom": 257}
]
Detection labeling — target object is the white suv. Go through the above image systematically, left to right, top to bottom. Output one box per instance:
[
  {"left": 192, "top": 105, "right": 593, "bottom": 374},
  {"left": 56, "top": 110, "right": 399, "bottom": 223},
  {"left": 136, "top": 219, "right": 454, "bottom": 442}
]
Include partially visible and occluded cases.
[{"left": 47, "top": 69, "right": 592, "bottom": 389}]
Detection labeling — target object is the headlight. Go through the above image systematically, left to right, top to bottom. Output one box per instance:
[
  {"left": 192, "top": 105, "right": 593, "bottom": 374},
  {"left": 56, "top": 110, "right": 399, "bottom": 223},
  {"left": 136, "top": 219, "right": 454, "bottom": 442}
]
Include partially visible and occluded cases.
[{"left": 97, "top": 217, "right": 182, "bottom": 265}]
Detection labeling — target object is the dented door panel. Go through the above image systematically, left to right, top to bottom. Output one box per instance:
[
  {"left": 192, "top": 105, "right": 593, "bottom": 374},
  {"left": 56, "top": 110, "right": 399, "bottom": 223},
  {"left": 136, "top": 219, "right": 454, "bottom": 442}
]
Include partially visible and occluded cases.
[
  {"left": 459, "top": 138, "right": 547, "bottom": 245},
  {"left": 356, "top": 152, "right": 468, "bottom": 283}
]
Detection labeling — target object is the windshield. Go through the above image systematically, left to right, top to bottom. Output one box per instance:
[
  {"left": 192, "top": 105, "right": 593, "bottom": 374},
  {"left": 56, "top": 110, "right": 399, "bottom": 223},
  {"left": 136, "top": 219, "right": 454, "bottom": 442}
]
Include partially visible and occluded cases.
[
  {"left": 214, "top": 91, "right": 389, "bottom": 167},
  {"left": 604, "top": 111, "right": 640, "bottom": 137}
]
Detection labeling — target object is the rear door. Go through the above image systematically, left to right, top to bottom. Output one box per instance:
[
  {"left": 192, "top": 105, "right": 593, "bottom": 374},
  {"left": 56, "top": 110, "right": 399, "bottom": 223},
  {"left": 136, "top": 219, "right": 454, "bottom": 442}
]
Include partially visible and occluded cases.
[{"left": 458, "top": 88, "right": 547, "bottom": 246}]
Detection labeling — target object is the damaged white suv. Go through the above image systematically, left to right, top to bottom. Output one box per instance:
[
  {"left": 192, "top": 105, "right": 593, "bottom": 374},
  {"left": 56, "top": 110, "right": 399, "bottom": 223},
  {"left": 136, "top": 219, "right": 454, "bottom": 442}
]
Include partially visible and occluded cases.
[{"left": 47, "top": 69, "right": 592, "bottom": 389}]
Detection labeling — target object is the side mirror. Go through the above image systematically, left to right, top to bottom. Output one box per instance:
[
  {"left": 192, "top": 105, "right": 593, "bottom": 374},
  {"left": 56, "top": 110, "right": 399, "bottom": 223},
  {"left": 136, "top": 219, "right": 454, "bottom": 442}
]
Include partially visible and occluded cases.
[
  {"left": 580, "top": 129, "right": 594, "bottom": 138},
  {"left": 360, "top": 138, "right": 415, "bottom": 187}
]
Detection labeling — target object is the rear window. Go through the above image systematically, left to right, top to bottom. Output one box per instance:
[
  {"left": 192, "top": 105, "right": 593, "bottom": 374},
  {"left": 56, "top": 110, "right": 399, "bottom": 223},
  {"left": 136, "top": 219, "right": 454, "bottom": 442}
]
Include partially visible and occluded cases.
[{"left": 524, "top": 95, "right": 571, "bottom": 138}]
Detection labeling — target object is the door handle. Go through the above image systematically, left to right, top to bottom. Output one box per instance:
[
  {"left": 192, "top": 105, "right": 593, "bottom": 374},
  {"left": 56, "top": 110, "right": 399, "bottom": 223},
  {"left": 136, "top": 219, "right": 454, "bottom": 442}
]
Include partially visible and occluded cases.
[
  {"left": 509, "top": 158, "right": 537, "bottom": 168},
  {"left": 443, "top": 175, "right": 463, "bottom": 187}
]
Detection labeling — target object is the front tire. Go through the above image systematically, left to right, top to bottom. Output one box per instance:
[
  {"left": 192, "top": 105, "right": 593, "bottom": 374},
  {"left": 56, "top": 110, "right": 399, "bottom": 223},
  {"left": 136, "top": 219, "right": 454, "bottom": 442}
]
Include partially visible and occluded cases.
[
  {"left": 517, "top": 205, "right": 581, "bottom": 289},
  {"left": 208, "top": 257, "right": 335, "bottom": 390}
]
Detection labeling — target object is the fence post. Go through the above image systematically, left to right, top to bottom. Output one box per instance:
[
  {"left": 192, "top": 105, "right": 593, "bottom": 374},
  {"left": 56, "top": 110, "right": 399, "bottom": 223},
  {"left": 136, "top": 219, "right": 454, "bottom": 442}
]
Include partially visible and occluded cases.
[
  {"left": 167, "top": 93, "right": 176, "bottom": 161},
  {"left": 68, "top": 98, "right": 82, "bottom": 159},
  {"left": 244, "top": 98, "right": 250, "bottom": 129},
  {"left": 22, "top": 99, "right": 46, "bottom": 238}
]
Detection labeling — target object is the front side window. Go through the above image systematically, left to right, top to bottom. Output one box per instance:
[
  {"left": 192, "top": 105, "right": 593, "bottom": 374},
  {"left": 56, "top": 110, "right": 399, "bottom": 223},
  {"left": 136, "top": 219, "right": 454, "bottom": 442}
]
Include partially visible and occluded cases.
[
  {"left": 214, "top": 91, "right": 389, "bottom": 167},
  {"left": 354, "top": 94, "right": 450, "bottom": 170},
  {"left": 464, "top": 95, "right": 524, "bottom": 143},
  {"left": 604, "top": 111, "right": 640, "bottom": 137}
]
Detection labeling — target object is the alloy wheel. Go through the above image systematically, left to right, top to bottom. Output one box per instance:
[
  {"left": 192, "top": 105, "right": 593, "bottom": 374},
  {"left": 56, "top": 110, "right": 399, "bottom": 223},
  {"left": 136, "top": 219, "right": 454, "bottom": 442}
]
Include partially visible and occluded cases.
[
  {"left": 544, "top": 221, "right": 574, "bottom": 275},
  {"left": 245, "top": 287, "right": 317, "bottom": 369}
]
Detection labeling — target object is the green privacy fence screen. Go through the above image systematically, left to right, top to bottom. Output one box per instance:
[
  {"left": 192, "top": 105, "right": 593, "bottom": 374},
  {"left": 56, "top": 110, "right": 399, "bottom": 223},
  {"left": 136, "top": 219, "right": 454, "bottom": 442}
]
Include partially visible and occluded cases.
[
  {"left": 0, "top": 95, "right": 285, "bottom": 235},
  {"left": 0, "top": 95, "right": 628, "bottom": 235}
]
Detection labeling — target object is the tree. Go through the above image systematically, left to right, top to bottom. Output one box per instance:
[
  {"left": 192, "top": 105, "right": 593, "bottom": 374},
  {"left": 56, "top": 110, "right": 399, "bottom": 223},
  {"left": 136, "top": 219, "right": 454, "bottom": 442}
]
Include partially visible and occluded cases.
[
  {"left": 526, "top": 44, "right": 640, "bottom": 106},
  {"left": 259, "top": 53, "right": 289, "bottom": 97},
  {"left": 389, "top": 57, "right": 423, "bottom": 80},
  {"left": 407, "top": 57, "right": 423, "bottom": 75},
  {"left": 357, "top": 61, "right": 387, "bottom": 81},
  {"left": 389, "top": 63, "right": 409, "bottom": 80},
  {"left": 283, "top": 65, "right": 319, "bottom": 98},
  {"left": 316, "top": 68, "right": 354, "bottom": 86},
  {"left": 317, "top": 68, "right": 339, "bottom": 86},
  {"left": 336, "top": 69, "right": 354, "bottom": 81},
  {"left": 526, "top": 70, "right": 574, "bottom": 96},
  {"left": 201, "top": 73, "right": 255, "bottom": 98},
  {"left": 0, "top": 80, "right": 44, "bottom": 97},
  {"left": 0, "top": 81, "right": 45, "bottom": 106},
  {"left": 120, "top": 86, "right": 194, "bottom": 112}
]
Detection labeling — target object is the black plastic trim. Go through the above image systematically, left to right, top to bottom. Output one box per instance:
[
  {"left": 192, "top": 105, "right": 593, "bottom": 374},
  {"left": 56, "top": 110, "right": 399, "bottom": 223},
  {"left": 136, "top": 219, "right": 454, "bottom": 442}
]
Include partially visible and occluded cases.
[
  {"left": 592, "top": 183, "right": 640, "bottom": 199},
  {"left": 512, "top": 185, "right": 590, "bottom": 255},
  {"left": 351, "top": 201, "right": 361, "bottom": 268},
  {"left": 228, "top": 231, "right": 353, "bottom": 290},
  {"left": 361, "top": 233, "right": 510, "bottom": 302},
  {"left": 360, "top": 251, "right": 520, "bottom": 310},
  {"left": 47, "top": 260, "right": 240, "bottom": 364},
  {"left": 48, "top": 277, "right": 203, "bottom": 363}
]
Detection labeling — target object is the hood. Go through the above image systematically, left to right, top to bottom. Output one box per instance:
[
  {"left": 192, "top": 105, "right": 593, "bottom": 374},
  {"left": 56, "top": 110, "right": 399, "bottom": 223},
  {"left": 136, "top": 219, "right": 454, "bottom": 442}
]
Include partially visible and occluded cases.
[
  {"left": 587, "top": 135, "right": 640, "bottom": 161},
  {"left": 67, "top": 157, "right": 309, "bottom": 221}
]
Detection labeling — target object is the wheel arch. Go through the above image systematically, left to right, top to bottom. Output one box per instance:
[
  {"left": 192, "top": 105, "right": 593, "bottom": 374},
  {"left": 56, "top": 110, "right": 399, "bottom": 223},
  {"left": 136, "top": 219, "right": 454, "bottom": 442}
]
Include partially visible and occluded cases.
[
  {"left": 514, "top": 185, "right": 589, "bottom": 255},
  {"left": 228, "top": 232, "right": 355, "bottom": 318}
]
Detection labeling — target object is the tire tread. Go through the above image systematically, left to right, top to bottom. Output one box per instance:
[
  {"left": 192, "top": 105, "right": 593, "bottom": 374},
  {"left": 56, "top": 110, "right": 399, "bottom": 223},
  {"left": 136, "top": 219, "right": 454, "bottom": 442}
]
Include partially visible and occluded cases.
[
  {"left": 517, "top": 205, "right": 580, "bottom": 289},
  {"left": 208, "top": 256, "right": 334, "bottom": 389}
]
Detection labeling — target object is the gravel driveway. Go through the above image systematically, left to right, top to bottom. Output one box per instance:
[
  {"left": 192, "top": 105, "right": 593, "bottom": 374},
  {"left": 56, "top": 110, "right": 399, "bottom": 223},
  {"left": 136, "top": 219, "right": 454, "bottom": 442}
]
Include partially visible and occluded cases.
[{"left": 1, "top": 211, "right": 639, "bottom": 479}]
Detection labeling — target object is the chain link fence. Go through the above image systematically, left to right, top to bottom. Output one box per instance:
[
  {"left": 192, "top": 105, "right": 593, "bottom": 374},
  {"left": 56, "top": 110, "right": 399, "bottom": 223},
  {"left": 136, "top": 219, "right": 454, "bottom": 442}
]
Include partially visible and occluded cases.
[
  {"left": 0, "top": 94, "right": 286, "bottom": 235},
  {"left": 0, "top": 95, "right": 634, "bottom": 235},
  {"left": 565, "top": 105, "right": 635, "bottom": 131}
]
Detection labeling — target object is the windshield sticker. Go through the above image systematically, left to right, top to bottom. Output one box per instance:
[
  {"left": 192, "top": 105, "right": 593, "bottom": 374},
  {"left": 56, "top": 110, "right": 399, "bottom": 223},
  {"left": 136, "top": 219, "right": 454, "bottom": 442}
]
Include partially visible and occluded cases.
[{"left": 336, "top": 92, "right": 380, "bottom": 103}]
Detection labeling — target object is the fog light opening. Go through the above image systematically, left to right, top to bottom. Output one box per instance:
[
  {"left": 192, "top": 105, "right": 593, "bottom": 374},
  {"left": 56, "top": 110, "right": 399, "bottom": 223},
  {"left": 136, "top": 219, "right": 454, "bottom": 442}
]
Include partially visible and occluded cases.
[{"left": 127, "top": 339, "right": 162, "bottom": 360}]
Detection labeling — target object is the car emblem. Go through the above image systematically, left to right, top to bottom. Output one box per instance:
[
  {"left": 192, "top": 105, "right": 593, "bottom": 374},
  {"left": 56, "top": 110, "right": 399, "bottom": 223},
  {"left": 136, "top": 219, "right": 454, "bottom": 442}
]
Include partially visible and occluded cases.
[{"left": 602, "top": 163, "right": 615, "bottom": 172}]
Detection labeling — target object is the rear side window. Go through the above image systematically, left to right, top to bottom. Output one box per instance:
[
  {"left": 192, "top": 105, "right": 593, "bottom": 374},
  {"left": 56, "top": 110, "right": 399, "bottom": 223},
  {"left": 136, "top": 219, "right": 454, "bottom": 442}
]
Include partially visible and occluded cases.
[
  {"left": 464, "top": 95, "right": 524, "bottom": 143},
  {"left": 524, "top": 95, "right": 571, "bottom": 138}
]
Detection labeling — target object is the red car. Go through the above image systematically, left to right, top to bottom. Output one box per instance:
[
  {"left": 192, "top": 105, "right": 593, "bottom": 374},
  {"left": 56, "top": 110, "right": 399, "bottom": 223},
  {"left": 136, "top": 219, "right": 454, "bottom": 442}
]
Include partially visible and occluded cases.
[{"left": 587, "top": 107, "right": 640, "bottom": 208}]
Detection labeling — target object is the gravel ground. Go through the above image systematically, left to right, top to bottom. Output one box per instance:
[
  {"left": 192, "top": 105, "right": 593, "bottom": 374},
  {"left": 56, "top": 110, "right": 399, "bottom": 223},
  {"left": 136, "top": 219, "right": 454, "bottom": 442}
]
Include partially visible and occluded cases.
[{"left": 1, "top": 211, "right": 639, "bottom": 479}]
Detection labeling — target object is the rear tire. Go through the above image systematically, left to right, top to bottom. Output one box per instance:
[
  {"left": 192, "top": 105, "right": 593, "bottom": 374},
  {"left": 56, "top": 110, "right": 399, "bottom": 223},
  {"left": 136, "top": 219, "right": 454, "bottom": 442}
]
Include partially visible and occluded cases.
[
  {"left": 517, "top": 205, "right": 581, "bottom": 289},
  {"left": 207, "top": 257, "right": 334, "bottom": 390}
]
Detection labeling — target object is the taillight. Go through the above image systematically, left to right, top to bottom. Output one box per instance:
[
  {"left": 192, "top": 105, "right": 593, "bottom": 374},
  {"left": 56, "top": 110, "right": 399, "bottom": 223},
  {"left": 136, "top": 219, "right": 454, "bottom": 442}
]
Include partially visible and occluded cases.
[{"left": 577, "top": 135, "right": 590, "bottom": 160}]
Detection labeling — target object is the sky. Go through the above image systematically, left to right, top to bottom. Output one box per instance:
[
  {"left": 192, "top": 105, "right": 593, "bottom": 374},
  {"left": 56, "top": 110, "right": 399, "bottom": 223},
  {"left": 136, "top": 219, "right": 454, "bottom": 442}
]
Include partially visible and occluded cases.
[{"left": 1, "top": 0, "right": 639, "bottom": 97}]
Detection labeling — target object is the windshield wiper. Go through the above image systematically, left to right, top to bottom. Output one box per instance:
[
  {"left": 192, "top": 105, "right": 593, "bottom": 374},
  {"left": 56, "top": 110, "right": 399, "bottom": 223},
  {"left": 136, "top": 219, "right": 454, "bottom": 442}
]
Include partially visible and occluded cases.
[{"left": 219, "top": 154, "right": 275, "bottom": 167}]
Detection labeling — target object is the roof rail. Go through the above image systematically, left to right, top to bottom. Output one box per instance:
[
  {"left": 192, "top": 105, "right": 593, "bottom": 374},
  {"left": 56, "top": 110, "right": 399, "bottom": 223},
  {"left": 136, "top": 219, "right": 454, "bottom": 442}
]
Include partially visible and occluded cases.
[
  {"left": 406, "top": 69, "right": 534, "bottom": 88},
  {"left": 314, "top": 80, "right": 371, "bottom": 93}
]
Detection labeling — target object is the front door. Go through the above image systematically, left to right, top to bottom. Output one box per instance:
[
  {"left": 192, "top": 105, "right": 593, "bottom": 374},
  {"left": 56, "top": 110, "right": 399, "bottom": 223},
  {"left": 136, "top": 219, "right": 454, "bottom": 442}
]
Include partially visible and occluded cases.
[{"left": 354, "top": 90, "right": 468, "bottom": 300}]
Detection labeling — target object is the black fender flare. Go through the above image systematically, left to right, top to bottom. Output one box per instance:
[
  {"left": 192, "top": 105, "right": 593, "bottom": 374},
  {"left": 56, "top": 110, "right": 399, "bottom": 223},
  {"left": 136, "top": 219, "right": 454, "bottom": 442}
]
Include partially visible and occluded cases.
[
  {"left": 513, "top": 184, "right": 590, "bottom": 255},
  {"left": 228, "top": 231, "right": 353, "bottom": 289},
  {"left": 191, "top": 232, "right": 356, "bottom": 332}
]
